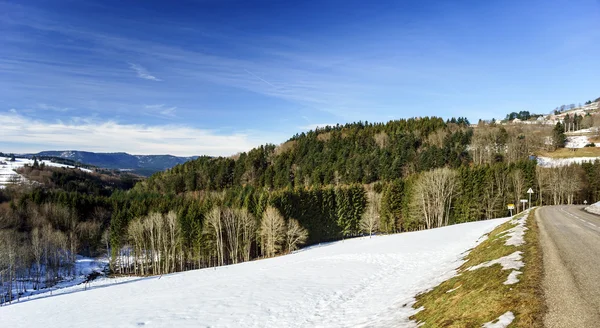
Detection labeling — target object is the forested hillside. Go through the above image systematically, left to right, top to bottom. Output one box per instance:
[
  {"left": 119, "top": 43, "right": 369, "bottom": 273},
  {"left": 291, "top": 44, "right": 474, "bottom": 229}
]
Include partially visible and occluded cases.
[
  {"left": 3, "top": 113, "right": 600, "bottom": 302},
  {"left": 136, "top": 117, "right": 471, "bottom": 192}
]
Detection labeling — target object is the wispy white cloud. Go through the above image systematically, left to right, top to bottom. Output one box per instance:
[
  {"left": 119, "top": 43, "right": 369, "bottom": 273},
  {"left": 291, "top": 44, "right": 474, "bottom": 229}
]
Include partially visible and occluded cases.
[
  {"left": 7, "top": 0, "right": 598, "bottom": 131},
  {"left": 0, "top": 8, "right": 460, "bottom": 121},
  {"left": 128, "top": 63, "right": 161, "bottom": 81},
  {"left": 244, "top": 69, "right": 277, "bottom": 88},
  {"left": 37, "top": 103, "right": 71, "bottom": 112},
  {"left": 144, "top": 104, "right": 177, "bottom": 117},
  {"left": 144, "top": 104, "right": 165, "bottom": 109},
  {"left": 160, "top": 107, "right": 177, "bottom": 116},
  {"left": 0, "top": 112, "right": 265, "bottom": 156}
]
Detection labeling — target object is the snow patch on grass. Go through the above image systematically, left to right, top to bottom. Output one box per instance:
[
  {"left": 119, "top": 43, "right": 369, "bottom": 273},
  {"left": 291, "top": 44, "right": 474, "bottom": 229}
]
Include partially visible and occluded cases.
[
  {"left": 412, "top": 209, "right": 543, "bottom": 326},
  {"left": 470, "top": 211, "right": 529, "bottom": 282},
  {"left": 502, "top": 213, "right": 528, "bottom": 247},
  {"left": 467, "top": 251, "right": 524, "bottom": 272},
  {"left": 504, "top": 270, "right": 522, "bottom": 285},
  {"left": 446, "top": 285, "right": 461, "bottom": 293},
  {"left": 482, "top": 311, "right": 515, "bottom": 328}
]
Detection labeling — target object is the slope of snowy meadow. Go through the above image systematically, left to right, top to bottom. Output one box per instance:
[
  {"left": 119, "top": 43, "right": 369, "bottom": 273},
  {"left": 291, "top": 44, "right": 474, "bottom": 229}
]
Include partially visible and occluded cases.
[
  {"left": 565, "top": 135, "right": 597, "bottom": 148},
  {"left": 536, "top": 156, "right": 600, "bottom": 168},
  {"left": 0, "top": 157, "right": 92, "bottom": 188},
  {"left": 1, "top": 217, "right": 508, "bottom": 328}
]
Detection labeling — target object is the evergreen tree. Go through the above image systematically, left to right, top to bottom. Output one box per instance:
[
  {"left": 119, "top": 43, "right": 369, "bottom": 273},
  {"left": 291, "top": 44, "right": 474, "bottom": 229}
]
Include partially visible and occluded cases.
[{"left": 552, "top": 122, "right": 567, "bottom": 148}]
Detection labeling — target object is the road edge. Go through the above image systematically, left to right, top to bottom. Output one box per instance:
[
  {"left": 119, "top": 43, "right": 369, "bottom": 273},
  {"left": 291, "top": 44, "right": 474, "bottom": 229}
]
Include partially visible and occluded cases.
[
  {"left": 537, "top": 206, "right": 598, "bottom": 327},
  {"left": 411, "top": 209, "right": 544, "bottom": 327}
]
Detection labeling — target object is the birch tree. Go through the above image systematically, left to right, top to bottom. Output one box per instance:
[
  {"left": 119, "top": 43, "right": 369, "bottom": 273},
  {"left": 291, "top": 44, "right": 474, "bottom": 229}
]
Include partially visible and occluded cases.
[
  {"left": 412, "top": 168, "right": 458, "bottom": 229},
  {"left": 360, "top": 190, "right": 381, "bottom": 236},
  {"left": 260, "top": 206, "right": 285, "bottom": 258},
  {"left": 204, "top": 207, "right": 224, "bottom": 266},
  {"left": 222, "top": 208, "right": 241, "bottom": 264},
  {"left": 238, "top": 208, "right": 256, "bottom": 262},
  {"left": 286, "top": 219, "right": 308, "bottom": 252},
  {"left": 31, "top": 227, "right": 43, "bottom": 289}
]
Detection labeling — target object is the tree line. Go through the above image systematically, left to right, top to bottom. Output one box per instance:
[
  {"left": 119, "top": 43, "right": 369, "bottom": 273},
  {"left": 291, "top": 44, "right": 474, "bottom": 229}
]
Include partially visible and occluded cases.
[{"left": 3, "top": 116, "right": 600, "bottom": 301}]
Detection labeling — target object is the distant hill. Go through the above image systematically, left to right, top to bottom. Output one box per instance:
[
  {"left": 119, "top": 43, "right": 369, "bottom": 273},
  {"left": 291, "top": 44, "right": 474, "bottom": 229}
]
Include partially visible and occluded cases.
[{"left": 24, "top": 151, "right": 197, "bottom": 176}]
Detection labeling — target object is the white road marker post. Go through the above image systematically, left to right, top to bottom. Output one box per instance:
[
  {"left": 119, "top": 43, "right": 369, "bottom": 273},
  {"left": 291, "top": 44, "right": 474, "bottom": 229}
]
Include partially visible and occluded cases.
[{"left": 520, "top": 199, "right": 528, "bottom": 213}]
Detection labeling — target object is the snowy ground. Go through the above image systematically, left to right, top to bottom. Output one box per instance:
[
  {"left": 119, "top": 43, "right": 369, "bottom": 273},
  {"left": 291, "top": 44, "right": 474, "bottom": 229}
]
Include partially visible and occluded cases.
[
  {"left": 565, "top": 135, "right": 597, "bottom": 148},
  {"left": 536, "top": 156, "right": 600, "bottom": 168},
  {"left": 0, "top": 157, "right": 92, "bottom": 188},
  {"left": 585, "top": 201, "right": 600, "bottom": 215},
  {"left": 1, "top": 218, "right": 508, "bottom": 328},
  {"left": 2, "top": 256, "right": 111, "bottom": 304}
]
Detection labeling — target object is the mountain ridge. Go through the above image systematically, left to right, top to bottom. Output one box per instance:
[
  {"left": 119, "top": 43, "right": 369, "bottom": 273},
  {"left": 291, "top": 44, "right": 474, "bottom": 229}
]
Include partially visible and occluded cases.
[{"left": 22, "top": 150, "right": 197, "bottom": 176}]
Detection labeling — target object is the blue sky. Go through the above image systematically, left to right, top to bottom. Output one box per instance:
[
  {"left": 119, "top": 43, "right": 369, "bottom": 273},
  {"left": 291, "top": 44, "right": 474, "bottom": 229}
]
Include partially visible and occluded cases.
[{"left": 1, "top": 0, "right": 599, "bottom": 156}]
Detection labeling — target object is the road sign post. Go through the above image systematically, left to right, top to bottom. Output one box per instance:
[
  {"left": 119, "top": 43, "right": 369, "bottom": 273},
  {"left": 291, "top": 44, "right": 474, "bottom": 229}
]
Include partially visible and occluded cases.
[
  {"left": 527, "top": 188, "right": 534, "bottom": 209},
  {"left": 520, "top": 199, "right": 528, "bottom": 213},
  {"left": 507, "top": 204, "right": 515, "bottom": 216}
]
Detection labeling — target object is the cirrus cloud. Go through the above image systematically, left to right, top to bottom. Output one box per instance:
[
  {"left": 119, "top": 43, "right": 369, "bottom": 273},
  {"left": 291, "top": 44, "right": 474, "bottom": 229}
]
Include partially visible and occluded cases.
[{"left": 128, "top": 62, "right": 161, "bottom": 81}]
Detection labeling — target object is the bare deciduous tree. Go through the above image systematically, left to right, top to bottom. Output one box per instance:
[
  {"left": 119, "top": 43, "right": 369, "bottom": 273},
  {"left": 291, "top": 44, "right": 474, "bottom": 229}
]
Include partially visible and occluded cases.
[
  {"left": 373, "top": 132, "right": 390, "bottom": 149},
  {"left": 412, "top": 167, "right": 458, "bottom": 229},
  {"left": 511, "top": 169, "right": 525, "bottom": 212},
  {"left": 360, "top": 190, "right": 381, "bottom": 236},
  {"left": 260, "top": 206, "right": 286, "bottom": 258},
  {"left": 204, "top": 207, "right": 224, "bottom": 266},
  {"left": 222, "top": 208, "right": 241, "bottom": 264},
  {"left": 238, "top": 208, "right": 256, "bottom": 262},
  {"left": 286, "top": 218, "right": 308, "bottom": 252},
  {"left": 31, "top": 227, "right": 43, "bottom": 289}
]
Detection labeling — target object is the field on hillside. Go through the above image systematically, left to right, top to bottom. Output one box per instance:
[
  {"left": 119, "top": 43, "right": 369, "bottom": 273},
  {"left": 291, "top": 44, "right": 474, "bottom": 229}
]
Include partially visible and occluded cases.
[
  {"left": 539, "top": 147, "right": 600, "bottom": 158},
  {"left": 0, "top": 157, "right": 92, "bottom": 188},
  {"left": 1, "top": 218, "right": 508, "bottom": 328}
]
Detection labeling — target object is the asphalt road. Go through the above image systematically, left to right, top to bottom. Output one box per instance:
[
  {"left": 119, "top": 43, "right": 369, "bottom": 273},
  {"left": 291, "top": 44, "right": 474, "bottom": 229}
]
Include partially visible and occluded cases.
[{"left": 537, "top": 205, "right": 600, "bottom": 328}]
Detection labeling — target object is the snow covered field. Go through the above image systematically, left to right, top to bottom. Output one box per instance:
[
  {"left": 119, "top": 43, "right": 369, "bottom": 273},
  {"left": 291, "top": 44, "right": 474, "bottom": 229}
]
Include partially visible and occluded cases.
[
  {"left": 565, "top": 135, "right": 597, "bottom": 148},
  {"left": 537, "top": 156, "right": 600, "bottom": 168},
  {"left": 0, "top": 157, "right": 92, "bottom": 188},
  {"left": 1, "top": 218, "right": 508, "bottom": 328},
  {"left": 1, "top": 256, "right": 111, "bottom": 304}
]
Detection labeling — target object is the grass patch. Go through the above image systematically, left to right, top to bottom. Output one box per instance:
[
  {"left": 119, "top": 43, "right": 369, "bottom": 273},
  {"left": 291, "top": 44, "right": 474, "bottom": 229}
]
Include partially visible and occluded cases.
[
  {"left": 538, "top": 147, "right": 600, "bottom": 158},
  {"left": 410, "top": 210, "right": 544, "bottom": 327}
]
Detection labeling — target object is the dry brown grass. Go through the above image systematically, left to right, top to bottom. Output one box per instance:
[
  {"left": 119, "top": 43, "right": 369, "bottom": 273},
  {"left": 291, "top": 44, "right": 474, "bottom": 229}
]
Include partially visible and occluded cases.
[
  {"left": 589, "top": 136, "right": 600, "bottom": 144},
  {"left": 538, "top": 147, "right": 600, "bottom": 158},
  {"left": 411, "top": 210, "right": 544, "bottom": 327}
]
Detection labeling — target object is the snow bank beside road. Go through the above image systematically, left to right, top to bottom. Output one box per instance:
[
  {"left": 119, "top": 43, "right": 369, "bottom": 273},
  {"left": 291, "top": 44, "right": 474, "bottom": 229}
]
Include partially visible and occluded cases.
[
  {"left": 585, "top": 201, "right": 600, "bottom": 215},
  {"left": 0, "top": 218, "right": 508, "bottom": 328}
]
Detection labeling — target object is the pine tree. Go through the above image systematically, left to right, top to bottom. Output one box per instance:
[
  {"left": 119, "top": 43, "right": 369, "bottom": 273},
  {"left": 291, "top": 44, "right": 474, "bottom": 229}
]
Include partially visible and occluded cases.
[{"left": 552, "top": 122, "right": 567, "bottom": 149}]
